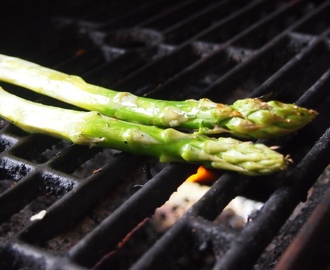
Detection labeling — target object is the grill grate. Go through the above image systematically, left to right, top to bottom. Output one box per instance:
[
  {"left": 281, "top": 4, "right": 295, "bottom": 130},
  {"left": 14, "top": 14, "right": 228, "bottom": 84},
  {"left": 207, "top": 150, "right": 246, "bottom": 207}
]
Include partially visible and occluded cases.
[{"left": 0, "top": 0, "right": 330, "bottom": 269}]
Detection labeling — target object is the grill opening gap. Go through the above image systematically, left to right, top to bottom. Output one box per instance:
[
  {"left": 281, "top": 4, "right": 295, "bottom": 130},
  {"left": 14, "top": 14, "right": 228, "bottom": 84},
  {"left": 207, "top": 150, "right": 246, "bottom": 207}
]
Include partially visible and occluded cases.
[
  {"left": 9, "top": 136, "right": 66, "bottom": 165},
  {"left": 71, "top": 148, "right": 121, "bottom": 179}
]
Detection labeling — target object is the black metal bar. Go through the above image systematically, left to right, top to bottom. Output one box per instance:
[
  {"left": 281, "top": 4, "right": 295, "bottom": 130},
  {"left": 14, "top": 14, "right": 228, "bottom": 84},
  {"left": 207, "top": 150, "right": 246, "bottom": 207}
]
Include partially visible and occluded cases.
[
  {"left": 213, "top": 127, "right": 330, "bottom": 270},
  {"left": 17, "top": 154, "right": 147, "bottom": 244},
  {"left": 68, "top": 163, "right": 197, "bottom": 268},
  {"left": 275, "top": 184, "right": 330, "bottom": 270}
]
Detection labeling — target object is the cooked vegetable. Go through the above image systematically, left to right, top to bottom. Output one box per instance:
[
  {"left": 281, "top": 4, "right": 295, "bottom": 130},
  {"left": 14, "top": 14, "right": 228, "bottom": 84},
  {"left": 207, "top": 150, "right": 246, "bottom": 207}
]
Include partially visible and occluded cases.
[
  {"left": 0, "top": 54, "right": 317, "bottom": 139},
  {"left": 0, "top": 87, "right": 288, "bottom": 175}
]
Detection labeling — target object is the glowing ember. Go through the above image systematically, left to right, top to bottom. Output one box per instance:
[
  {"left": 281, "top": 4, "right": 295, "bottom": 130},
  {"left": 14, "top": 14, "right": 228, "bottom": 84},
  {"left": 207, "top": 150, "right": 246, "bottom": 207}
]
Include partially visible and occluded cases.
[{"left": 186, "top": 166, "right": 220, "bottom": 184}]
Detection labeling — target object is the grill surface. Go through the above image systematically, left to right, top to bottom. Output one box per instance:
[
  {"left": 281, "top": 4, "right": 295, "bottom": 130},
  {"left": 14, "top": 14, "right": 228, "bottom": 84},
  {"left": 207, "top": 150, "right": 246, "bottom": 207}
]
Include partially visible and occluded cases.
[{"left": 1, "top": 0, "right": 330, "bottom": 269}]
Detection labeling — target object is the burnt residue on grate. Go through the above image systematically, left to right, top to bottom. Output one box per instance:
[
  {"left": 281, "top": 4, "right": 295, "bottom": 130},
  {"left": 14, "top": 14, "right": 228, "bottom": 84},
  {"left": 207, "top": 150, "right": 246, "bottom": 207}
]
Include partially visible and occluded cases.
[{"left": 0, "top": 0, "right": 330, "bottom": 269}]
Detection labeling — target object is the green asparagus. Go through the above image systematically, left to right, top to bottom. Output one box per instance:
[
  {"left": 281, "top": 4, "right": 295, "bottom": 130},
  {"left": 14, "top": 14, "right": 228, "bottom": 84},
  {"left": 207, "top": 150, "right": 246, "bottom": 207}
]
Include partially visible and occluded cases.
[
  {"left": 0, "top": 54, "right": 317, "bottom": 139},
  {"left": 0, "top": 87, "right": 288, "bottom": 175}
]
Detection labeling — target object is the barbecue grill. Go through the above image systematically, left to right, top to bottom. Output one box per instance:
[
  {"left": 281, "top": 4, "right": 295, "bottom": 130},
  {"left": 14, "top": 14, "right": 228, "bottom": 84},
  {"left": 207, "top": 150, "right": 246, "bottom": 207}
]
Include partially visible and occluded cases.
[{"left": 1, "top": 0, "right": 330, "bottom": 269}]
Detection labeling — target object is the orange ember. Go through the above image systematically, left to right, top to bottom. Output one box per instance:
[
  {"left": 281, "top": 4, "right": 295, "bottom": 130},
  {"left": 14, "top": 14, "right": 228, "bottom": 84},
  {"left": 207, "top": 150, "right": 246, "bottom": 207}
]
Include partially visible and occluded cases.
[
  {"left": 75, "top": 49, "right": 87, "bottom": 56},
  {"left": 186, "top": 166, "right": 220, "bottom": 184},
  {"left": 93, "top": 218, "right": 148, "bottom": 268},
  {"left": 117, "top": 218, "right": 148, "bottom": 248}
]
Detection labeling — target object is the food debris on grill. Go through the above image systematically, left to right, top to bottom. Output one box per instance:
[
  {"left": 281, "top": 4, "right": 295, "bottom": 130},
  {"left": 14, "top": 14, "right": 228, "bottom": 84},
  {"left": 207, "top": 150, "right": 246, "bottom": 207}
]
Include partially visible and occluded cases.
[{"left": 30, "top": 210, "right": 47, "bottom": 221}]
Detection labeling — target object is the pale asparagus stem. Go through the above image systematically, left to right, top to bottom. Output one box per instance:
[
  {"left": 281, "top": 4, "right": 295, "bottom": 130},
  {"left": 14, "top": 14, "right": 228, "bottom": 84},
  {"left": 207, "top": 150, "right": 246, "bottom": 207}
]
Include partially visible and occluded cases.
[
  {"left": 0, "top": 54, "right": 317, "bottom": 139},
  {"left": 0, "top": 87, "right": 288, "bottom": 175}
]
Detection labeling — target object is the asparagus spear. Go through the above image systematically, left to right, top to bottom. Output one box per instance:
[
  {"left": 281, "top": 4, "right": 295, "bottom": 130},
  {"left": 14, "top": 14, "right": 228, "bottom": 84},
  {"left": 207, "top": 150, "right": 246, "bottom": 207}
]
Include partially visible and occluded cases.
[
  {"left": 0, "top": 54, "right": 317, "bottom": 139},
  {"left": 0, "top": 87, "right": 288, "bottom": 175}
]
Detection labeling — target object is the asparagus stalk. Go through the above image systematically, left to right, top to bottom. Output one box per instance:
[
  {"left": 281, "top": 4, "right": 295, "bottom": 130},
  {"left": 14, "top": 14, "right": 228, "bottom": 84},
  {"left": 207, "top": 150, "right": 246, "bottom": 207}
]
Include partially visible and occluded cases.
[
  {"left": 0, "top": 54, "right": 317, "bottom": 139},
  {"left": 0, "top": 87, "right": 288, "bottom": 175}
]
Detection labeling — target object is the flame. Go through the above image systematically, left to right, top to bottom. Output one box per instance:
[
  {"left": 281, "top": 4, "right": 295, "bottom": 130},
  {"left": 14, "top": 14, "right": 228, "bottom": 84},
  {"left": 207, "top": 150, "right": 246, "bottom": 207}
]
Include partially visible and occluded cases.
[{"left": 186, "top": 166, "right": 219, "bottom": 184}]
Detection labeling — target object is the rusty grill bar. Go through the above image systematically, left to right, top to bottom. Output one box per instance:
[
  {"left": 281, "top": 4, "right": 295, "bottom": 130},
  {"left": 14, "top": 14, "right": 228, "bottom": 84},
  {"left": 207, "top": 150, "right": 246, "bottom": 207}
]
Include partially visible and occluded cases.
[{"left": 1, "top": 0, "right": 330, "bottom": 269}]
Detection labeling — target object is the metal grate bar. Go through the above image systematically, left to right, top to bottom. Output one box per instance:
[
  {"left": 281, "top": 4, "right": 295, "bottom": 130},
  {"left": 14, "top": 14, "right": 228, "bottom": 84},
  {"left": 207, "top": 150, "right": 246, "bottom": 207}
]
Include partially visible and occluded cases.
[
  {"left": 213, "top": 126, "right": 330, "bottom": 269},
  {"left": 17, "top": 154, "right": 147, "bottom": 244},
  {"left": 68, "top": 163, "right": 197, "bottom": 267},
  {"left": 275, "top": 182, "right": 330, "bottom": 269}
]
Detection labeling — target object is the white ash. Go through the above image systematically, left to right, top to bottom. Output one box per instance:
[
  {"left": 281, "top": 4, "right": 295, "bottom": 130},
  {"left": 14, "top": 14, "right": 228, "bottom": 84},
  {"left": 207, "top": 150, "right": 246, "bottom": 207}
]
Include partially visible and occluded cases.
[{"left": 152, "top": 181, "right": 264, "bottom": 232}]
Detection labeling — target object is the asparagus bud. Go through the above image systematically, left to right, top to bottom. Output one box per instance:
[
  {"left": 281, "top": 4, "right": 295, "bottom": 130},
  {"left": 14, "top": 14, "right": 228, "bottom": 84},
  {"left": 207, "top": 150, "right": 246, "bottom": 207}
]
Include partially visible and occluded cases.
[
  {"left": 0, "top": 54, "right": 317, "bottom": 139},
  {"left": 0, "top": 87, "right": 288, "bottom": 175}
]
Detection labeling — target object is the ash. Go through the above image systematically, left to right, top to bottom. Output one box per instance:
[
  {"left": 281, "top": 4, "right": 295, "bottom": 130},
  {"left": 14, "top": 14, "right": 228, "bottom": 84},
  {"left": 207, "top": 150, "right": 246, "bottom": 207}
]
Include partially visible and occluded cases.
[{"left": 152, "top": 181, "right": 263, "bottom": 233}]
